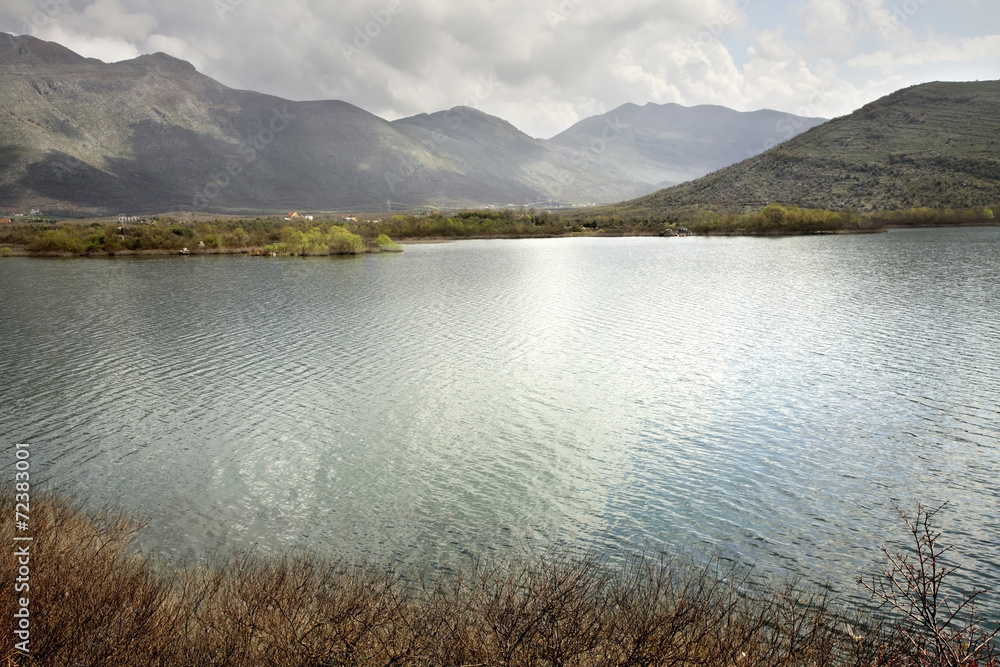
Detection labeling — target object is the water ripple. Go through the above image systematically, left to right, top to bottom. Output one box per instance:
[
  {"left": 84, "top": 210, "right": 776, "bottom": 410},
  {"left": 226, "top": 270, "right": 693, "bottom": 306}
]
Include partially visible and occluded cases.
[{"left": 1, "top": 230, "right": 998, "bottom": 609}]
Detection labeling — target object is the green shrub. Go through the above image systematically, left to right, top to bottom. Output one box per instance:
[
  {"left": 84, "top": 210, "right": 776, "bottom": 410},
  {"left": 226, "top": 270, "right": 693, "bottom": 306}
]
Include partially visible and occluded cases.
[
  {"left": 229, "top": 226, "right": 251, "bottom": 246},
  {"left": 328, "top": 227, "right": 365, "bottom": 254},
  {"left": 27, "top": 229, "right": 86, "bottom": 254},
  {"left": 202, "top": 232, "right": 223, "bottom": 248},
  {"left": 375, "top": 233, "right": 403, "bottom": 252},
  {"left": 262, "top": 243, "right": 289, "bottom": 256}
]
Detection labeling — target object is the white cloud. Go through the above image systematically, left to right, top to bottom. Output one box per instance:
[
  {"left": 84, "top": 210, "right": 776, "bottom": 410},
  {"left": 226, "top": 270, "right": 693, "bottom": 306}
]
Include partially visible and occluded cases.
[
  {"left": 0, "top": 0, "right": 996, "bottom": 137},
  {"left": 5, "top": 0, "right": 158, "bottom": 63},
  {"left": 81, "top": 0, "right": 156, "bottom": 41},
  {"left": 799, "top": 0, "right": 861, "bottom": 53},
  {"left": 32, "top": 24, "right": 142, "bottom": 62},
  {"left": 145, "top": 34, "right": 207, "bottom": 70},
  {"left": 848, "top": 34, "right": 1000, "bottom": 71},
  {"left": 612, "top": 48, "right": 683, "bottom": 102}
]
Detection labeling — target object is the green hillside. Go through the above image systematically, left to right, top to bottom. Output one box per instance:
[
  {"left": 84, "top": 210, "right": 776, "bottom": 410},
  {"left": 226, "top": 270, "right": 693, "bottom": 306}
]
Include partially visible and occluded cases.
[{"left": 616, "top": 81, "right": 1000, "bottom": 216}]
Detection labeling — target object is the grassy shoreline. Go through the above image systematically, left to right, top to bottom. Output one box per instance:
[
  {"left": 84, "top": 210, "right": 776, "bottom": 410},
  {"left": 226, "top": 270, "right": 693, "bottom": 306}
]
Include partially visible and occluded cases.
[
  {"left": 0, "top": 219, "right": 402, "bottom": 258},
  {"left": 2, "top": 487, "right": 997, "bottom": 666}
]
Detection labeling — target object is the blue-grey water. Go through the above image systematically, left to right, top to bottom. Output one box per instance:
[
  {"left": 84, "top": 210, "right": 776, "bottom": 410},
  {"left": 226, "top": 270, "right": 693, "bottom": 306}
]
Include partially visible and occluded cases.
[{"left": 1, "top": 228, "right": 998, "bottom": 609}]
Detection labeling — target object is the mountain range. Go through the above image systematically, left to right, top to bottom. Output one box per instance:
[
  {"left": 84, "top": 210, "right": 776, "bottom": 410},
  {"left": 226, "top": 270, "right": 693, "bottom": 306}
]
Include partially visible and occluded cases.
[{"left": 0, "top": 32, "right": 824, "bottom": 215}]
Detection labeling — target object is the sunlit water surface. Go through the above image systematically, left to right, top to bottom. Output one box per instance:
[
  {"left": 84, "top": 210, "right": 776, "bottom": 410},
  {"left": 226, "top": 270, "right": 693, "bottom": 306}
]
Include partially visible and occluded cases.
[{"left": 2, "top": 228, "right": 998, "bottom": 609}]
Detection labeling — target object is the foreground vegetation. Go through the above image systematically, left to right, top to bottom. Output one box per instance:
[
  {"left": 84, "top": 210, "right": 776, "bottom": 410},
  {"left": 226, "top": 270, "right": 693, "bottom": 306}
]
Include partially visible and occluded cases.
[
  {"left": 0, "top": 204, "right": 996, "bottom": 257},
  {"left": 2, "top": 489, "right": 996, "bottom": 666}
]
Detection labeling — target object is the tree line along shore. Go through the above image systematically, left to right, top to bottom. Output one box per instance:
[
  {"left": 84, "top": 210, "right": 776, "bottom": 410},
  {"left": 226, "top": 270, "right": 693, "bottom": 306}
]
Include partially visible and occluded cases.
[{"left": 0, "top": 205, "right": 996, "bottom": 257}]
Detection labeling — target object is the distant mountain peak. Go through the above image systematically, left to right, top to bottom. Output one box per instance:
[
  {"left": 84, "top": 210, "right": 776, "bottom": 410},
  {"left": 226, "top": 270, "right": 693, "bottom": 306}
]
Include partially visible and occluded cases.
[
  {"left": 125, "top": 52, "right": 198, "bottom": 72},
  {"left": 548, "top": 101, "right": 828, "bottom": 187},
  {"left": 394, "top": 105, "right": 528, "bottom": 140}
]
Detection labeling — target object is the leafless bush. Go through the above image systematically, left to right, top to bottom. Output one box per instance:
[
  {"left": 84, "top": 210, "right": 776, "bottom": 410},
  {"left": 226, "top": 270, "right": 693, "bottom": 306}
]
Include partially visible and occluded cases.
[{"left": 860, "top": 501, "right": 1000, "bottom": 667}]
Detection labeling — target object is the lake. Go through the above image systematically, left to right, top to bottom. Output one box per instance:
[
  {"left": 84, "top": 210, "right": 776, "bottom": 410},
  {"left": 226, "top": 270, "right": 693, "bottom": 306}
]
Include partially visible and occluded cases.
[{"left": 1, "top": 227, "right": 998, "bottom": 609}]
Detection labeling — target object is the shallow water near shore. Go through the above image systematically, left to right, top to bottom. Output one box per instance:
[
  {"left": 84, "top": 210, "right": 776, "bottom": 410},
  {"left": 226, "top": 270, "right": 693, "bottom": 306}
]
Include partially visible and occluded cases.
[{"left": 1, "top": 227, "right": 998, "bottom": 611}]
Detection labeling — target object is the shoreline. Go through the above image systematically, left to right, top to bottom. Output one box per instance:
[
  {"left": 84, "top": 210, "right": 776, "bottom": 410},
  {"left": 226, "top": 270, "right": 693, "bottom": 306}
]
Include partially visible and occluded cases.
[{"left": 2, "top": 221, "right": 996, "bottom": 258}]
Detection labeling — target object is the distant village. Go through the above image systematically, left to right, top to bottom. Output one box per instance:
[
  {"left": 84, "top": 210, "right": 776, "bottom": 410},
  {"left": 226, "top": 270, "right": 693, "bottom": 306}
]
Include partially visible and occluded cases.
[
  {"left": 0, "top": 202, "right": 548, "bottom": 227},
  {"left": 0, "top": 209, "right": 44, "bottom": 224}
]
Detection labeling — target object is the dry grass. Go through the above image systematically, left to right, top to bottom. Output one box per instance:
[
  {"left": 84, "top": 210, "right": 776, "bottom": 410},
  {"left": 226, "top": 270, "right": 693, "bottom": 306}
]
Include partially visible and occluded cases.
[{"left": 2, "top": 489, "right": 994, "bottom": 666}]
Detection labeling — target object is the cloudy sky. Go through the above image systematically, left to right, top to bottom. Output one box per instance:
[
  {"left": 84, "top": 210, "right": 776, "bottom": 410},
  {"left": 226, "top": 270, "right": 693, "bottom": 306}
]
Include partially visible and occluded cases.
[{"left": 2, "top": 0, "right": 998, "bottom": 137}]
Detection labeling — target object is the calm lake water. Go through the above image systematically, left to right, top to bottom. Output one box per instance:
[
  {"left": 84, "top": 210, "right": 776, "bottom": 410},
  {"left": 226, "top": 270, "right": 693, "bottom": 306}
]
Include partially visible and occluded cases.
[{"left": 2, "top": 228, "right": 998, "bottom": 607}]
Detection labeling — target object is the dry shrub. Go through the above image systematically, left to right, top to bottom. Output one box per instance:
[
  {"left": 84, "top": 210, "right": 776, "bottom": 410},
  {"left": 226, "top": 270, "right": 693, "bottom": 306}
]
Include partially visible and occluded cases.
[
  {"left": 3, "top": 488, "right": 989, "bottom": 667},
  {"left": 1, "top": 489, "right": 184, "bottom": 666},
  {"left": 177, "top": 555, "right": 422, "bottom": 666}
]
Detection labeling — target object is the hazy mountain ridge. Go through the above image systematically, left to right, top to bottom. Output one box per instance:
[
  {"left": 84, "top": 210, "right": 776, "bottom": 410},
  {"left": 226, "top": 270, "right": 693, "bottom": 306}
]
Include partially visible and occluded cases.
[
  {"left": 617, "top": 81, "right": 1000, "bottom": 215},
  {"left": 547, "top": 102, "right": 827, "bottom": 188},
  {"left": 389, "top": 106, "right": 652, "bottom": 207}
]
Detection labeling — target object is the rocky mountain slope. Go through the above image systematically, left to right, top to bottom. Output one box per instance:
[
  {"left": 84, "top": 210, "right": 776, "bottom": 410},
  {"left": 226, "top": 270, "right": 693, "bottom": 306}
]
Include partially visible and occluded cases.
[{"left": 616, "top": 81, "right": 1000, "bottom": 215}]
